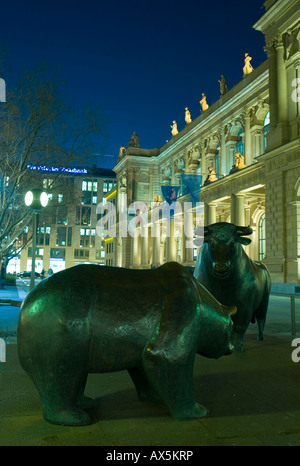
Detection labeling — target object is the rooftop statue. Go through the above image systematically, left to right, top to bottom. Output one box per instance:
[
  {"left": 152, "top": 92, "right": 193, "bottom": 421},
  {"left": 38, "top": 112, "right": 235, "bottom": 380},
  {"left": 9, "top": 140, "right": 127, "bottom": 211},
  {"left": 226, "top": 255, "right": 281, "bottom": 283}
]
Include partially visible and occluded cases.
[
  {"left": 243, "top": 53, "right": 254, "bottom": 77},
  {"left": 218, "top": 75, "right": 228, "bottom": 95},
  {"left": 200, "top": 93, "right": 209, "bottom": 112},
  {"left": 185, "top": 107, "right": 192, "bottom": 124},
  {"left": 171, "top": 120, "right": 178, "bottom": 136},
  {"left": 128, "top": 131, "right": 140, "bottom": 148},
  {"left": 118, "top": 146, "right": 126, "bottom": 159},
  {"left": 235, "top": 151, "right": 247, "bottom": 169},
  {"left": 204, "top": 166, "right": 218, "bottom": 185},
  {"left": 18, "top": 262, "right": 236, "bottom": 425}
]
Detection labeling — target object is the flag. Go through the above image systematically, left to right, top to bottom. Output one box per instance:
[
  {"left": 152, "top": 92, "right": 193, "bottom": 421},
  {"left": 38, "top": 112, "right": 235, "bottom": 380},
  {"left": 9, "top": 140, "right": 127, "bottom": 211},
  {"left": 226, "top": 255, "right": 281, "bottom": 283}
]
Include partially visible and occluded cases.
[
  {"left": 181, "top": 174, "right": 202, "bottom": 202},
  {"left": 161, "top": 185, "right": 180, "bottom": 205}
]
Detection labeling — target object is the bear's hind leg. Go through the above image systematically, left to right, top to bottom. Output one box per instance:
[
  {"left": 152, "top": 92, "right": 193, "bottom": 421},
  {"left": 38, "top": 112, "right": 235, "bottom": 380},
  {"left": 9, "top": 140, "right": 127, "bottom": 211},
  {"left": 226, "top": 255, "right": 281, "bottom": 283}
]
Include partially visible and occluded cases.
[{"left": 128, "top": 366, "right": 163, "bottom": 403}]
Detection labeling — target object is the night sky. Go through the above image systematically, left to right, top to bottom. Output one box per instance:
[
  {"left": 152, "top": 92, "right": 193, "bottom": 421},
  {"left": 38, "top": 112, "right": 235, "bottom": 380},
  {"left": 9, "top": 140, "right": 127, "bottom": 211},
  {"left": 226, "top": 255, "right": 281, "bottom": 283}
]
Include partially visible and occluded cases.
[{"left": 0, "top": 0, "right": 267, "bottom": 168}]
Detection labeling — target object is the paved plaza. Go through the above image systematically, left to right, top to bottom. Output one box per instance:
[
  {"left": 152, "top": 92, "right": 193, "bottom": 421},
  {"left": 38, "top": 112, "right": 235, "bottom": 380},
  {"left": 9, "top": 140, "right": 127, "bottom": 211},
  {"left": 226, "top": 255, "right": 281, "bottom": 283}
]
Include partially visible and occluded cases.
[{"left": 0, "top": 281, "right": 300, "bottom": 447}]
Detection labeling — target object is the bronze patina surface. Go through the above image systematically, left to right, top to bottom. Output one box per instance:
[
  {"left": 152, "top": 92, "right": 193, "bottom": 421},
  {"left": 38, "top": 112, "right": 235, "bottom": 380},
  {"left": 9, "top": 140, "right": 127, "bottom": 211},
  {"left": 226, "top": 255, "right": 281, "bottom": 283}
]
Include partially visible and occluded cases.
[
  {"left": 194, "top": 223, "right": 271, "bottom": 352},
  {"left": 17, "top": 261, "right": 236, "bottom": 426}
]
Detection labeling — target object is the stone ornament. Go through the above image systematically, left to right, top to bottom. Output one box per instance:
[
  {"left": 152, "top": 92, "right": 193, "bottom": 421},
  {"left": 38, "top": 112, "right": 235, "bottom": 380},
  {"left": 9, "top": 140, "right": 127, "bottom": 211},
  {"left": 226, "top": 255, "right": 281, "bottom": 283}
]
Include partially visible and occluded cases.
[
  {"left": 243, "top": 53, "right": 254, "bottom": 77},
  {"left": 200, "top": 93, "right": 209, "bottom": 112},
  {"left": 185, "top": 107, "right": 192, "bottom": 124},
  {"left": 171, "top": 120, "right": 178, "bottom": 136}
]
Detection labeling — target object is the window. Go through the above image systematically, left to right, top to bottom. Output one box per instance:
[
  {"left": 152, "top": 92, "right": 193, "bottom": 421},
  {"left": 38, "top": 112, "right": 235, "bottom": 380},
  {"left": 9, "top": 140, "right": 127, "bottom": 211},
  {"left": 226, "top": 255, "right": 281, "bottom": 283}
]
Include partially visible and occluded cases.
[
  {"left": 262, "top": 111, "right": 270, "bottom": 152},
  {"left": 235, "top": 129, "right": 244, "bottom": 156},
  {"left": 214, "top": 145, "right": 220, "bottom": 178},
  {"left": 58, "top": 194, "right": 63, "bottom": 203},
  {"left": 57, "top": 206, "right": 68, "bottom": 225},
  {"left": 76, "top": 206, "right": 91, "bottom": 226},
  {"left": 258, "top": 213, "right": 266, "bottom": 260},
  {"left": 37, "top": 226, "right": 51, "bottom": 246},
  {"left": 56, "top": 227, "right": 66, "bottom": 246},
  {"left": 67, "top": 227, "right": 72, "bottom": 247},
  {"left": 50, "top": 248, "right": 65, "bottom": 259},
  {"left": 74, "top": 249, "right": 89, "bottom": 259}
]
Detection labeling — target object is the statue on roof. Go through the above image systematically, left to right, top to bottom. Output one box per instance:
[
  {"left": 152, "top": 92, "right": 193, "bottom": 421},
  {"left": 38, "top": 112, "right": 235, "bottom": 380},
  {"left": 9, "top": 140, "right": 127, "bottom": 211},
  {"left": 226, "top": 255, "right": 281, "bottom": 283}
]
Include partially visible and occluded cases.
[
  {"left": 243, "top": 53, "right": 254, "bottom": 77},
  {"left": 218, "top": 75, "right": 228, "bottom": 95},
  {"left": 200, "top": 93, "right": 209, "bottom": 112},
  {"left": 185, "top": 107, "right": 192, "bottom": 124},
  {"left": 171, "top": 120, "right": 178, "bottom": 136},
  {"left": 128, "top": 132, "right": 140, "bottom": 148},
  {"left": 118, "top": 146, "right": 126, "bottom": 159},
  {"left": 235, "top": 152, "right": 247, "bottom": 169}
]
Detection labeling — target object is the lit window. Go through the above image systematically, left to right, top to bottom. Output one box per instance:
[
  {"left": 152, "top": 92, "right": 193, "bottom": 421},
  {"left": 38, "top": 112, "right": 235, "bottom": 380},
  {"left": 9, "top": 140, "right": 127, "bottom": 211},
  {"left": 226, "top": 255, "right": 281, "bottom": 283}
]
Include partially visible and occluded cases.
[
  {"left": 262, "top": 111, "right": 270, "bottom": 151},
  {"left": 82, "top": 181, "right": 87, "bottom": 191},
  {"left": 58, "top": 194, "right": 63, "bottom": 203}
]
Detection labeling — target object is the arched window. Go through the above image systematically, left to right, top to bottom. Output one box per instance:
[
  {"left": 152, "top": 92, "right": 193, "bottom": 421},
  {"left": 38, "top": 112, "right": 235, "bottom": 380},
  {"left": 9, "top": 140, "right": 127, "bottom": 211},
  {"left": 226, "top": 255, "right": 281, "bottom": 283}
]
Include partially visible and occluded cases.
[
  {"left": 262, "top": 111, "right": 270, "bottom": 151},
  {"left": 235, "top": 128, "right": 244, "bottom": 157},
  {"left": 214, "top": 144, "right": 220, "bottom": 178},
  {"left": 258, "top": 213, "right": 266, "bottom": 260}
]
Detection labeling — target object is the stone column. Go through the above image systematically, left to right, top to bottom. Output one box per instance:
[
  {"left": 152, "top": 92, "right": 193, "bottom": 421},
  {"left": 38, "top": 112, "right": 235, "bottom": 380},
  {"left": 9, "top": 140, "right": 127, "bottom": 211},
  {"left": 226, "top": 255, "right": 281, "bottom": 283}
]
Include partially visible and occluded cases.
[
  {"left": 276, "top": 37, "right": 288, "bottom": 124},
  {"left": 266, "top": 42, "right": 278, "bottom": 129},
  {"left": 295, "top": 60, "right": 300, "bottom": 118},
  {"left": 244, "top": 109, "right": 252, "bottom": 165},
  {"left": 220, "top": 126, "right": 227, "bottom": 176},
  {"left": 253, "top": 129, "right": 262, "bottom": 157},
  {"left": 235, "top": 193, "right": 245, "bottom": 225},
  {"left": 230, "top": 194, "right": 236, "bottom": 224},
  {"left": 208, "top": 202, "right": 217, "bottom": 224},
  {"left": 183, "top": 207, "right": 194, "bottom": 266},
  {"left": 168, "top": 217, "right": 177, "bottom": 262},
  {"left": 152, "top": 221, "right": 161, "bottom": 267},
  {"left": 140, "top": 225, "right": 149, "bottom": 268},
  {"left": 131, "top": 233, "right": 140, "bottom": 268}
]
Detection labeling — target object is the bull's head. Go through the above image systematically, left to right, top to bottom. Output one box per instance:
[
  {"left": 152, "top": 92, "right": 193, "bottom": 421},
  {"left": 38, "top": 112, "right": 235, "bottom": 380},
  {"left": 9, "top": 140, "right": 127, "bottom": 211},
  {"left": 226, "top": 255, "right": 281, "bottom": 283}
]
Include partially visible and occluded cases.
[{"left": 203, "top": 222, "right": 252, "bottom": 279}]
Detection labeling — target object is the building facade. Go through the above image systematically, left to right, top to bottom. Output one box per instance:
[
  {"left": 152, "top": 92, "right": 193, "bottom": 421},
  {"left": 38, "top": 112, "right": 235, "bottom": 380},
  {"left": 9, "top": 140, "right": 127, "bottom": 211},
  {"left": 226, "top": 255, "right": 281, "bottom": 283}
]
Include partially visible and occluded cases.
[
  {"left": 113, "top": 0, "right": 300, "bottom": 283},
  {"left": 8, "top": 165, "right": 117, "bottom": 275}
]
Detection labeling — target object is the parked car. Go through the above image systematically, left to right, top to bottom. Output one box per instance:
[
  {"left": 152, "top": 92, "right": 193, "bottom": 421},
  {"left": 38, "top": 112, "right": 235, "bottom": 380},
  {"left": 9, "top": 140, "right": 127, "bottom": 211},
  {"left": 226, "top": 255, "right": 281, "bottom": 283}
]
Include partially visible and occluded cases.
[{"left": 18, "top": 271, "right": 41, "bottom": 278}]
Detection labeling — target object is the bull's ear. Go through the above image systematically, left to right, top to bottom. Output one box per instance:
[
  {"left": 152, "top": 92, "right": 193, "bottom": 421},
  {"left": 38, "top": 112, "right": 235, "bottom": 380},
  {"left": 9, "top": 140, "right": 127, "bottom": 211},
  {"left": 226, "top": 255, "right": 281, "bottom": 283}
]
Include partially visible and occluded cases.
[{"left": 238, "top": 236, "right": 252, "bottom": 245}]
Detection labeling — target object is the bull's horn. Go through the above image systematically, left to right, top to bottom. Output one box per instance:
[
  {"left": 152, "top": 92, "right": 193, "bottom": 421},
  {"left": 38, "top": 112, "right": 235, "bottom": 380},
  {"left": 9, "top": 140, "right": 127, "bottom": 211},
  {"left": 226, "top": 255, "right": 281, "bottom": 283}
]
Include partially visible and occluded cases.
[
  {"left": 236, "top": 225, "right": 253, "bottom": 236},
  {"left": 221, "top": 304, "right": 237, "bottom": 317}
]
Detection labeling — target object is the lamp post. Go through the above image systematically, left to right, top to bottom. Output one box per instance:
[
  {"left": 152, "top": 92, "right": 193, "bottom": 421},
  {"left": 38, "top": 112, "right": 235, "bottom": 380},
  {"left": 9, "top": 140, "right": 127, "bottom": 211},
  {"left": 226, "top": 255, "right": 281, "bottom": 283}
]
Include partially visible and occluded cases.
[{"left": 24, "top": 189, "right": 48, "bottom": 290}]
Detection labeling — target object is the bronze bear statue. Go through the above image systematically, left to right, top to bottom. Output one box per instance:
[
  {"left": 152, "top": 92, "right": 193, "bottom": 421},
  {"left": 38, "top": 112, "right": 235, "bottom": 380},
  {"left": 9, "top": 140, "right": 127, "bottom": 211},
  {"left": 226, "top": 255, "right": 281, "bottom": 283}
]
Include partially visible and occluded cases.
[{"left": 18, "top": 262, "right": 236, "bottom": 426}]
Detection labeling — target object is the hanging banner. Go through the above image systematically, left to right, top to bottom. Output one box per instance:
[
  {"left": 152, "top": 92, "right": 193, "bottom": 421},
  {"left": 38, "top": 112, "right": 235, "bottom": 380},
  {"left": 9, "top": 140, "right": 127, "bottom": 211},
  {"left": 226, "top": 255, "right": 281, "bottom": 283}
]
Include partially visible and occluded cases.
[
  {"left": 181, "top": 174, "right": 202, "bottom": 202},
  {"left": 161, "top": 185, "right": 180, "bottom": 205}
]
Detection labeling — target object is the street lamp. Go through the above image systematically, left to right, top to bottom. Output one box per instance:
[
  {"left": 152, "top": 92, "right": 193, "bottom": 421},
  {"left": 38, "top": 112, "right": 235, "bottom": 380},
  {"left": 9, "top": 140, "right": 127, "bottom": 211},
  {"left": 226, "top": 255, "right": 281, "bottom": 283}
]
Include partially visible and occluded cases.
[{"left": 25, "top": 189, "right": 48, "bottom": 290}]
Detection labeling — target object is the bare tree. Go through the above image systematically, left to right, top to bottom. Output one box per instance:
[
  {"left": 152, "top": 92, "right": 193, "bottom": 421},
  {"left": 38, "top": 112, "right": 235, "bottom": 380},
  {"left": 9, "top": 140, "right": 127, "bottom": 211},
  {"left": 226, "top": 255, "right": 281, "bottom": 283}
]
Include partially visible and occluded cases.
[{"left": 0, "top": 66, "right": 108, "bottom": 271}]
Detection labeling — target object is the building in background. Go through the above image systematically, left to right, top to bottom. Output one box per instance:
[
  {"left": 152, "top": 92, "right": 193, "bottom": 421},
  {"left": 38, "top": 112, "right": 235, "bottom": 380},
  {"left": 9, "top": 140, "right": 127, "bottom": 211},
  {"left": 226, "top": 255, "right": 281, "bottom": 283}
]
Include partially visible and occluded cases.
[
  {"left": 113, "top": 0, "right": 300, "bottom": 284},
  {"left": 7, "top": 165, "right": 116, "bottom": 275}
]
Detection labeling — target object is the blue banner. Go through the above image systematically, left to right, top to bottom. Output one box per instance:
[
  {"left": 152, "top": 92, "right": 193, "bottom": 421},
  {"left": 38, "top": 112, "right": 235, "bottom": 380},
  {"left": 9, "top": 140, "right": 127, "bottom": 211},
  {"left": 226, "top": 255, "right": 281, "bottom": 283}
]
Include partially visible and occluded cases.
[
  {"left": 181, "top": 174, "right": 202, "bottom": 201},
  {"left": 161, "top": 185, "right": 180, "bottom": 205}
]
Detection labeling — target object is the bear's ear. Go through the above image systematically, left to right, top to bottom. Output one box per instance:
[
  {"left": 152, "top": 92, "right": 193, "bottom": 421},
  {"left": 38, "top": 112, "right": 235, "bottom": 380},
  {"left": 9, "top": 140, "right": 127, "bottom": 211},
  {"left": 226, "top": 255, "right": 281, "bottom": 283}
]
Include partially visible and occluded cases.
[{"left": 238, "top": 236, "right": 252, "bottom": 245}]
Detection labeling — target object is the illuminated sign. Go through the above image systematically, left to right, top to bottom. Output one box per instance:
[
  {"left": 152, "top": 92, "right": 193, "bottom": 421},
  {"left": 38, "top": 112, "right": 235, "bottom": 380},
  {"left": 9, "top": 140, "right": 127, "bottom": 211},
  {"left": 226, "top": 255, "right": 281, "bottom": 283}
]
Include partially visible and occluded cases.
[{"left": 26, "top": 164, "right": 88, "bottom": 174}]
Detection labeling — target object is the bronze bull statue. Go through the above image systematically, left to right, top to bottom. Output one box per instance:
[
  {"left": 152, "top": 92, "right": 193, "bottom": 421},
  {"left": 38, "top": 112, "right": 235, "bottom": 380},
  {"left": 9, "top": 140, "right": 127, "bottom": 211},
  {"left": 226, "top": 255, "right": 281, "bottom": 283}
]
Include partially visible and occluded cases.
[
  {"left": 194, "top": 222, "right": 271, "bottom": 352},
  {"left": 17, "top": 262, "right": 236, "bottom": 426}
]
